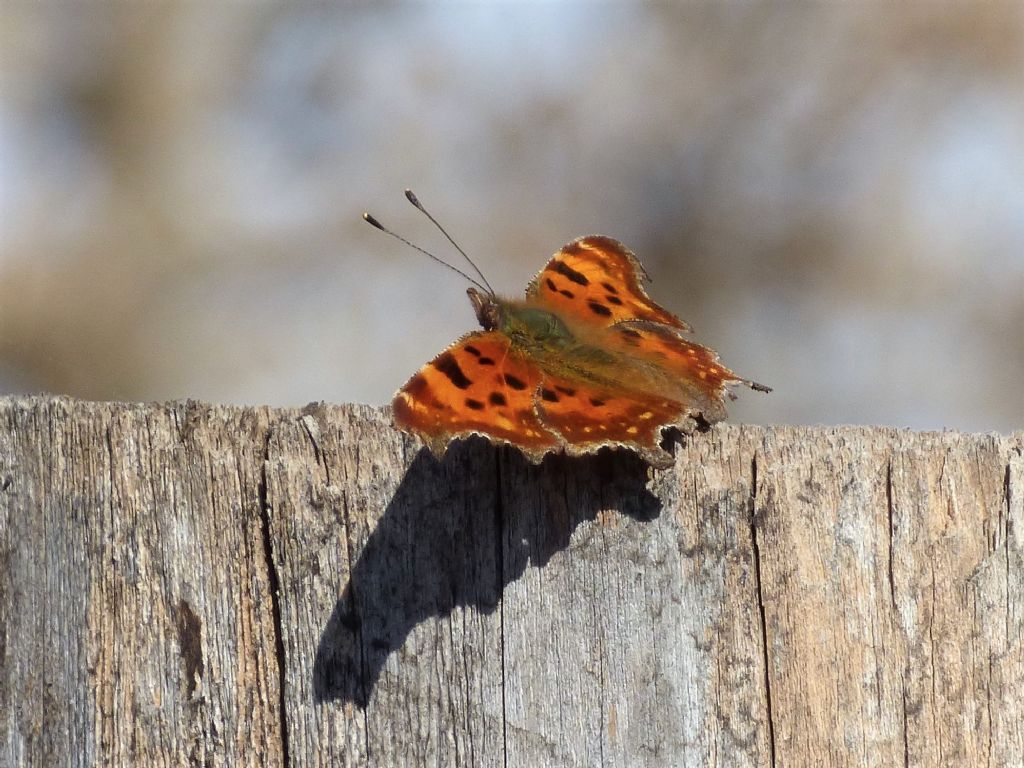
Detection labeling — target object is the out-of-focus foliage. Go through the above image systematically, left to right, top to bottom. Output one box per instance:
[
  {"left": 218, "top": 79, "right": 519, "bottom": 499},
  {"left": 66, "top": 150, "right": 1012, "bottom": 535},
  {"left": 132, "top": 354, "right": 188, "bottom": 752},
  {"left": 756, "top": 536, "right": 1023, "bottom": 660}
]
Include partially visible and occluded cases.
[{"left": 2, "top": 4, "right": 1022, "bottom": 430}]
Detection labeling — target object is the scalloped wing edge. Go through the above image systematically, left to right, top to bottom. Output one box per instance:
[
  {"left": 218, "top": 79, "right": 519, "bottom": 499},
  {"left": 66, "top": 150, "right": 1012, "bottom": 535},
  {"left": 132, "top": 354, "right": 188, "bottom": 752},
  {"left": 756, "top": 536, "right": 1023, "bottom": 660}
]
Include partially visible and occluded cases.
[{"left": 392, "top": 381, "right": 730, "bottom": 470}]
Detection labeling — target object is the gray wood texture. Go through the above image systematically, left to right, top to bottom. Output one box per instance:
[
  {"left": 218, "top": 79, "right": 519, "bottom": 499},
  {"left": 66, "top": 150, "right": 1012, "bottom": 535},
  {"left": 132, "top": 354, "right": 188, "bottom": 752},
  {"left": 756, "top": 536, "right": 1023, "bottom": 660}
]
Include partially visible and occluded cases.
[{"left": 1, "top": 396, "right": 1021, "bottom": 766}]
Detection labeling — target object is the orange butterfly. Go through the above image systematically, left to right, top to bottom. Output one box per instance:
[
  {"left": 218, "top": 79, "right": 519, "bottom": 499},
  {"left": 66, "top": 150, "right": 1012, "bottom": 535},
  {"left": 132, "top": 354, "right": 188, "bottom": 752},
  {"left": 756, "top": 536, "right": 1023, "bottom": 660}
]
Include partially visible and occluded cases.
[{"left": 366, "top": 192, "right": 770, "bottom": 469}]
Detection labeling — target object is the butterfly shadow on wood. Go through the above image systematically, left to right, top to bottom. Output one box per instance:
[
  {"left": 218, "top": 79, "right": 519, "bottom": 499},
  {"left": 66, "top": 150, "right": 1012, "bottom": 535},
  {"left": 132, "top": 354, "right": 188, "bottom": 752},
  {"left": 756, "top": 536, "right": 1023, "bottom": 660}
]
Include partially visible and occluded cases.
[{"left": 313, "top": 437, "right": 662, "bottom": 709}]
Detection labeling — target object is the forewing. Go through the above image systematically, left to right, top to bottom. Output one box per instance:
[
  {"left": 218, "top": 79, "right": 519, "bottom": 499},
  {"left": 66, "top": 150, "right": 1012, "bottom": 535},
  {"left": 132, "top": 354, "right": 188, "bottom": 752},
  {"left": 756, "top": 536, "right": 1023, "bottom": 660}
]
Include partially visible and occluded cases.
[
  {"left": 525, "top": 235, "right": 689, "bottom": 331},
  {"left": 392, "top": 331, "right": 560, "bottom": 461}
]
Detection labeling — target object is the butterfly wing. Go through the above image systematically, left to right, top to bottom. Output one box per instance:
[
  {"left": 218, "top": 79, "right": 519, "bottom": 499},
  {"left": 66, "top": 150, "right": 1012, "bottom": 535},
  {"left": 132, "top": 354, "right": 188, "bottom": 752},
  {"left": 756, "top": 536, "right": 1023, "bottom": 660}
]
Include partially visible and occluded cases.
[
  {"left": 525, "top": 235, "right": 690, "bottom": 331},
  {"left": 606, "top": 319, "right": 769, "bottom": 419},
  {"left": 392, "top": 331, "right": 560, "bottom": 461},
  {"left": 393, "top": 331, "right": 689, "bottom": 468},
  {"left": 532, "top": 374, "right": 687, "bottom": 469}
]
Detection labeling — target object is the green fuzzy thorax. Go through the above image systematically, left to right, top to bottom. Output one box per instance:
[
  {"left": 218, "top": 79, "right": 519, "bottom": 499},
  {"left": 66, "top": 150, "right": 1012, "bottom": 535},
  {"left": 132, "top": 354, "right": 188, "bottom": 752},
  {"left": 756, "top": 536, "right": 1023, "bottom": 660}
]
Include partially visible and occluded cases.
[
  {"left": 498, "top": 300, "right": 619, "bottom": 379},
  {"left": 502, "top": 304, "right": 573, "bottom": 348}
]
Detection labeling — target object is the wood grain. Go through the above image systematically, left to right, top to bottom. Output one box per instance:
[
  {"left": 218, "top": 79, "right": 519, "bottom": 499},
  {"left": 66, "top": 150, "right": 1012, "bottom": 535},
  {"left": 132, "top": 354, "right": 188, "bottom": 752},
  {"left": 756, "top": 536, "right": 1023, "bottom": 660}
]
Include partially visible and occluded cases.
[{"left": 1, "top": 397, "right": 1020, "bottom": 766}]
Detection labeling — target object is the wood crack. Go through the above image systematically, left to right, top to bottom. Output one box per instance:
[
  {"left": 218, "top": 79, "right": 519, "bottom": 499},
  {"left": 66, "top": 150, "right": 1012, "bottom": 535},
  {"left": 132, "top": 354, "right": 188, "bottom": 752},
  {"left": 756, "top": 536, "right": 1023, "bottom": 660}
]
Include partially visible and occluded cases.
[
  {"left": 256, "top": 426, "right": 290, "bottom": 766},
  {"left": 749, "top": 454, "right": 776, "bottom": 767},
  {"left": 887, "top": 457, "right": 897, "bottom": 607},
  {"left": 1005, "top": 462, "right": 1012, "bottom": 648}
]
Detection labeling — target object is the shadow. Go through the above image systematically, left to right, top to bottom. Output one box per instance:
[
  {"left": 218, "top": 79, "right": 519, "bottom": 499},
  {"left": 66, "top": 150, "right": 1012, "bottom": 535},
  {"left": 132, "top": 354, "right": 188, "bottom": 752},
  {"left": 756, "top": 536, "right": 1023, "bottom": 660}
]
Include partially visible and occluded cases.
[{"left": 313, "top": 437, "right": 661, "bottom": 707}]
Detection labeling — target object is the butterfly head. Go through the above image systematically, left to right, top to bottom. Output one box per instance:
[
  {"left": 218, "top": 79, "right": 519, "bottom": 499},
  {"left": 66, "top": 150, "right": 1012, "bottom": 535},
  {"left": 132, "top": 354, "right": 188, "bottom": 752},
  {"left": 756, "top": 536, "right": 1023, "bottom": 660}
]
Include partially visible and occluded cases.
[
  {"left": 469, "top": 286, "right": 575, "bottom": 350},
  {"left": 467, "top": 287, "right": 503, "bottom": 331}
]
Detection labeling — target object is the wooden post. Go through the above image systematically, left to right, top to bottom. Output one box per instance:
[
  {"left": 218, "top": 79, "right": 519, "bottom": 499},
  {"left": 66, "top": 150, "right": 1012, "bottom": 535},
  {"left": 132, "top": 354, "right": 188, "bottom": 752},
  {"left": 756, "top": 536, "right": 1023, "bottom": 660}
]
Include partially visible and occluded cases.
[{"left": 1, "top": 396, "right": 1021, "bottom": 766}]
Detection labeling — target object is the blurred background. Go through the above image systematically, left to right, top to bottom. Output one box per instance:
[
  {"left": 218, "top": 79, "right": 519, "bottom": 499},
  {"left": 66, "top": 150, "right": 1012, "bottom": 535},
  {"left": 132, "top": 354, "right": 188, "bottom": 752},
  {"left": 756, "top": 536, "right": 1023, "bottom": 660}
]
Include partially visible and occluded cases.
[{"left": 2, "top": 4, "right": 1022, "bottom": 431}]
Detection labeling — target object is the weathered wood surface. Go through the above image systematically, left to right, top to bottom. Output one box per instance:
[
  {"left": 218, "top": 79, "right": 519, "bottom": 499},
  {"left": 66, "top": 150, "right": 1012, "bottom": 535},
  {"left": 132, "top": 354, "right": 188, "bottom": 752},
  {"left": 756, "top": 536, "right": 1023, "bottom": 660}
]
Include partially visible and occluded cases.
[{"left": 1, "top": 396, "right": 1021, "bottom": 767}]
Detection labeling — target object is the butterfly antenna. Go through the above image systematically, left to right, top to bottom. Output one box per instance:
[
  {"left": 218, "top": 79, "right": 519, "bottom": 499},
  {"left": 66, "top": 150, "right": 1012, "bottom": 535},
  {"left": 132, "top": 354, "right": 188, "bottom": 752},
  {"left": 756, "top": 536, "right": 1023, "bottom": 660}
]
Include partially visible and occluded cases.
[
  {"left": 404, "top": 189, "right": 495, "bottom": 295},
  {"left": 363, "top": 212, "right": 490, "bottom": 293}
]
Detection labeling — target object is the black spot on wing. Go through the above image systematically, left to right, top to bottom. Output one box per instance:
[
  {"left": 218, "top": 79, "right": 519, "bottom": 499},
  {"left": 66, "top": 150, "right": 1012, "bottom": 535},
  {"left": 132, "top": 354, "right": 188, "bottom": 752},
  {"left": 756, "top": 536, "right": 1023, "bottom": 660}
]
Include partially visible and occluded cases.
[
  {"left": 552, "top": 260, "right": 590, "bottom": 286},
  {"left": 545, "top": 278, "right": 557, "bottom": 291},
  {"left": 602, "top": 281, "right": 619, "bottom": 294},
  {"left": 559, "top": 289, "right": 575, "bottom": 298},
  {"left": 606, "top": 295, "right": 623, "bottom": 306},
  {"left": 588, "top": 301, "right": 612, "bottom": 317},
  {"left": 465, "top": 345, "right": 481, "bottom": 357},
  {"left": 433, "top": 352, "right": 472, "bottom": 389},
  {"left": 478, "top": 357, "right": 495, "bottom": 366},
  {"left": 503, "top": 374, "right": 528, "bottom": 390},
  {"left": 541, "top": 388, "right": 559, "bottom": 402},
  {"left": 488, "top": 392, "right": 507, "bottom": 406},
  {"left": 590, "top": 397, "right": 606, "bottom": 407},
  {"left": 465, "top": 398, "right": 485, "bottom": 410}
]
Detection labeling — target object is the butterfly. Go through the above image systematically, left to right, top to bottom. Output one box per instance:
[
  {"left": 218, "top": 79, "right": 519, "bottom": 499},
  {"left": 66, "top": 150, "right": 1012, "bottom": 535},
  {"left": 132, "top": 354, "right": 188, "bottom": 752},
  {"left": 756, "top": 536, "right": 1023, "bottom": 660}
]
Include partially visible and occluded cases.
[{"left": 366, "top": 192, "right": 770, "bottom": 470}]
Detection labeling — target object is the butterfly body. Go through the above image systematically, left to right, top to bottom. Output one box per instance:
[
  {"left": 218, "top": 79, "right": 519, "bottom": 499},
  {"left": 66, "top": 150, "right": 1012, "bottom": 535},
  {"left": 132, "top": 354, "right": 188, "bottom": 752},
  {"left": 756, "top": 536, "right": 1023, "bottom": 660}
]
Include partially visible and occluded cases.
[
  {"left": 393, "top": 235, "right": 769, "bottom": 469},
  {"left": 476, "top": 291, "right": 689, "bottom": 410},
  {"left": 475, "top": 292, "right": 613, "bottom": 373}
]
